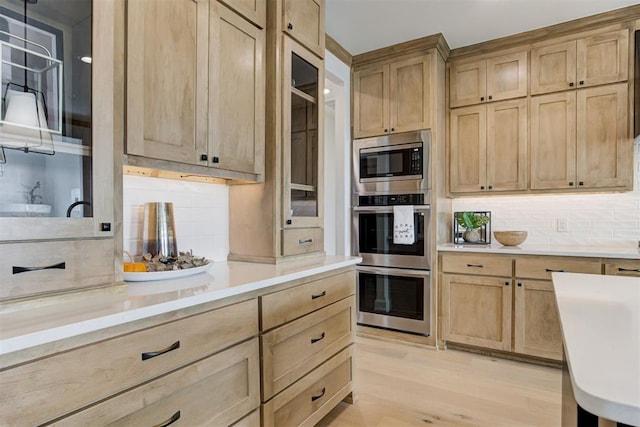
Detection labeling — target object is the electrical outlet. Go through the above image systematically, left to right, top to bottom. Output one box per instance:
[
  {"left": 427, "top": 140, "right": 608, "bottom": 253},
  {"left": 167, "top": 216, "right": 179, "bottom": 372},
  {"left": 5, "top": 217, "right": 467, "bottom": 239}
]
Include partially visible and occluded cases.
[{"left": 557, "top": 218, "right": 568, "bottom": 232}]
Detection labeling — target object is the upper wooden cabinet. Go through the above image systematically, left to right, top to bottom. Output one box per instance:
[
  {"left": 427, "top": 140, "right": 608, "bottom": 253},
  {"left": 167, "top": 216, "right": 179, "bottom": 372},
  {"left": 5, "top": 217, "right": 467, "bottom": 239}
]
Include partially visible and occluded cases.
[
  {"left": 126, "top": 0, "right": 266, "bottom": 180},
  {"left": 126, "top": 0, "right": 209, "bottom": 166},
  {"left": 219, "top": 0, "right": 266, "bottom": 28},
  {"left": 282, "top": 0, "right": 325, "bottom": 58},
  {"left": 209, "top": 2, "right": 265, "bottom": 176},
  {"left": 531, "top": 29, "right": 629, "bottom": 95},
  {"left": 449, "top": 50, "right": 527, "bottom": 108},
  {"left": 353, "top": 54, "right": 432, "bottom": 139},
  {"left": 530, "top": 83, "right": 629, "bottom": 190},
  {"left": 449, "top": 99, "right": 527, "bottom": 194}
]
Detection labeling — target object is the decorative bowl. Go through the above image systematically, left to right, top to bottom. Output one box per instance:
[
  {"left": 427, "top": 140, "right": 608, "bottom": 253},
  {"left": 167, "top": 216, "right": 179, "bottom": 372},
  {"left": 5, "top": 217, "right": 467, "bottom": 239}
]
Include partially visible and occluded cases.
[{"left": 494, "top": 231, "right": 527, "bottom": 246}]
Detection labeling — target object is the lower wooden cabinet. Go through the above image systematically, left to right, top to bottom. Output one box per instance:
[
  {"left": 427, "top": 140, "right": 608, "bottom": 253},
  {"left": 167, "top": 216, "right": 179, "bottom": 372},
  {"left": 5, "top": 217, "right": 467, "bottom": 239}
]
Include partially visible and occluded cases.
[
  {"left": 604, "top": 259, "right": 640, "bottom": 277},
  {"left": 441, "top": 274, "right": 512, "bottom": 351},
  {"left": 52, "top": 338, "right": 260, "bottom": 426}
]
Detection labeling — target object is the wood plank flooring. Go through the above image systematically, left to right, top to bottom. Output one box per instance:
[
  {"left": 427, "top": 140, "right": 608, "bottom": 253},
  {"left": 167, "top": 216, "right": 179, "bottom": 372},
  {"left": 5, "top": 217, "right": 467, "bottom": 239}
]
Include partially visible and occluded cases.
[{"left": 318, "top": 336, "right": 562, "bottom": 426}]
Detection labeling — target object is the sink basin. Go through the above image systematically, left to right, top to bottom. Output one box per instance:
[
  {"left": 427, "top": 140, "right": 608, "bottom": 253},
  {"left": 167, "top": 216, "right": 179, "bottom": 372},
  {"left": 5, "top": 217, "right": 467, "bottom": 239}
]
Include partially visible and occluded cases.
[{"left": 0, "top": 203, "right": 52, "bottom": 217}]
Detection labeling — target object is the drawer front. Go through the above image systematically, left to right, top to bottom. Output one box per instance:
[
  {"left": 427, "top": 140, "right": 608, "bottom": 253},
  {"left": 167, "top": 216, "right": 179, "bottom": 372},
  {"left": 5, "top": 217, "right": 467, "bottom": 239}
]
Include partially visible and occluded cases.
[
  {"left": 282, "top": 228, "right": 324, "bottom": 256},
  {"left": 0, "top": 238, "right": 114, "bottom": 301},
  {"left": 441, "top": 253, "right": 512, "bottom": 277},
  {"left": 515, "top": 256, "right": 601, "bottom": 280},
  {"left": 604, "top": 260, "right": 640, "bottom": 277},
  {"left": 261, "top": 270, "right": 355, "bottom": 331},
  {"left": 261, "top": 296, "right": 355, "bottom": 401},
  {"left": 0, "top": 299, "right": 258, "bottom": 426},
  {"left": 53, "top": 338, "right": 260, "bottom": 426},
  {"left": 263, "top": 345, "right": 354, "bottom": 427},
  {"left": 232, "top": 409, "right": 260, "bottom": 427}
]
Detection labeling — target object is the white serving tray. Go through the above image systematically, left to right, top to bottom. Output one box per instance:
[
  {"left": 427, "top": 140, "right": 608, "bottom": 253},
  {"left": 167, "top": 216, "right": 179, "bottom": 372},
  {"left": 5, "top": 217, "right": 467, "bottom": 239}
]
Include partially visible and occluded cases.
[{"left": 123, "top": 261, "right": 212, "bottom": 282}]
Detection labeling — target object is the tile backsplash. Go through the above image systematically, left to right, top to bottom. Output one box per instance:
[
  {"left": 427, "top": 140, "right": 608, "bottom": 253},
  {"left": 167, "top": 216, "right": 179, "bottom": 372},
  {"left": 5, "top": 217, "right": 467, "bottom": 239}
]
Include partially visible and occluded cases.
[
  {"left": 451, "top": 141, "right": 640, "bottom": 247},
  {"left": 123, "top": 175, "right": 229, "bottom": 261}
]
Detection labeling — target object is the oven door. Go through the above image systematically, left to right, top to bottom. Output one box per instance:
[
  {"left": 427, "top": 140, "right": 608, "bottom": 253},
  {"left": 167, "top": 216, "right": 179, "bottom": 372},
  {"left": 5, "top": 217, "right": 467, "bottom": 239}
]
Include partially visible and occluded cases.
[
  {"left": 353, "top": 205, "right": 431, "bottom": 269},
  {"left": 357, "top": 266, "right": 430, "bottom": 336}
]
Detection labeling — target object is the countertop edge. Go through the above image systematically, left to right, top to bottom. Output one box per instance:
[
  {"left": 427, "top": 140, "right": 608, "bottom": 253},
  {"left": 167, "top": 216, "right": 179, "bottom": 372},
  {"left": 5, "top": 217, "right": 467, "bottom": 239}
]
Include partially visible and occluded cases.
[{"left": 438, "top": 243, "right": 640, "bottom": 259}]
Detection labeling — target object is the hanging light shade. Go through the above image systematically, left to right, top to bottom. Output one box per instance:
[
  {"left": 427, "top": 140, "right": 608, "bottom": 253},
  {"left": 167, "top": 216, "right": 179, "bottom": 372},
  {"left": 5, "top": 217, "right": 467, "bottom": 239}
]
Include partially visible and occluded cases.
[{"left": 1, "top": 88, "right": 53, "bottom": 150}]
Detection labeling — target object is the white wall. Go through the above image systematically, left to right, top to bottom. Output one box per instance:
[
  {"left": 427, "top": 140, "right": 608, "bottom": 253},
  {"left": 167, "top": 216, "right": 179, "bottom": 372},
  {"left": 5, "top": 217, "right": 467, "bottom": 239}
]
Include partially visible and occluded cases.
[
  {"left": 451, "top": 140, "right": 640, "bottom": 247},
  {"left": 123, "top": 175, "right": 229, "bottom": 261}
]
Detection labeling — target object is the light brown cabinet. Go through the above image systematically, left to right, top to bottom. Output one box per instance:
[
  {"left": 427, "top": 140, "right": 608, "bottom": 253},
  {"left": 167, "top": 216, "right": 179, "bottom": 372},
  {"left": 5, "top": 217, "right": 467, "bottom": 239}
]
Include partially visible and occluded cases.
[
  {"left": 126, "top": 0, "right": 266, "bottom": 180},
  {"left": 220, "top": 0, "right": 266, "bottom": 28},
  {"left": 282, "top": 0, "right": 325, "bottom": 58},
  {"left": 530, "top": 29, "right": 629, "bottom": 95},
  {"left": 449, "top": 50, "right": 527, "bottom": 108},
  {"left": 353, "top": 54, "right": 432, "bottom": 138},
  {"left": 530, "top": 83, "right": 629, "bottom": 190},
  {"left": 449, "top": 99, "right": 527, "bottom": 194},
  {"left": 604, "top": 259, "right": 640, "bottom": 277}
]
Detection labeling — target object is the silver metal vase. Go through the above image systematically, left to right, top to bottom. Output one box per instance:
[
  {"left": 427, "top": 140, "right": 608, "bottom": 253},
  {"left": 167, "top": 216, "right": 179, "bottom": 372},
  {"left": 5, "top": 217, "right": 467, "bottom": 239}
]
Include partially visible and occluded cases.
[{"left": 142, "top": 202, "right": 178, "bottom": 257}]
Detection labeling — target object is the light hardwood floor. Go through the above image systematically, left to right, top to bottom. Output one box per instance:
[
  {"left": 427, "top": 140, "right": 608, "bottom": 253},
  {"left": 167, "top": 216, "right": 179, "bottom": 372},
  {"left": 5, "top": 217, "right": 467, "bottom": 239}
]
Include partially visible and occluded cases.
[{"left": 318, "top": 336, "right": 562, "bottom": 427}]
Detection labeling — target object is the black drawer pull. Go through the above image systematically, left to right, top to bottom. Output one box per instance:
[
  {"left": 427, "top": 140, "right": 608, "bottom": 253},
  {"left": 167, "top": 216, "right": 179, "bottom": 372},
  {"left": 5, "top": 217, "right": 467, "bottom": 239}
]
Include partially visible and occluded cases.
[
  {"left": 299, "top": 238, "right": 313, "bottom": 244},
  {"left": 13, "top": 262, "right": 65, "bottom": 275},
  {"left": 466, "top": 263, "right": 484, "bottom": 268},
  {"left": 618, "top": 267, "right": 640, "bottom": 272},
  {"left": 545, "top": 268, "right": 566, "bottom": 273},
  {"left": 504, "top": 281, "right": 510, "bottom": 286},
  {"left": 517, "top": 282, "right": 523, "bottom": 287},
  {"left": 311, "top": 290, "right": 326, "bottom": 300},
  {"left": 310, "top": 332, "right": 325, "bottom": 344},
  {"left": 142, "top": 341, "right": 180, "bottom": 361},
  {"left": 311, "top": 387, "right": 326, "bottom": 402},
  {"left": 153, "top": 411, "right": 181, "bottom": 427}
]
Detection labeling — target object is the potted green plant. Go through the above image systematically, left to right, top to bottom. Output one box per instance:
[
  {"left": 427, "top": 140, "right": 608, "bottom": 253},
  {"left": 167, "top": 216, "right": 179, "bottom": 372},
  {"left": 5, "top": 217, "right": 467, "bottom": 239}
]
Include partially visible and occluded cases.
[{"left": 455, "top": 211, "right": 489, "bottom": 243}]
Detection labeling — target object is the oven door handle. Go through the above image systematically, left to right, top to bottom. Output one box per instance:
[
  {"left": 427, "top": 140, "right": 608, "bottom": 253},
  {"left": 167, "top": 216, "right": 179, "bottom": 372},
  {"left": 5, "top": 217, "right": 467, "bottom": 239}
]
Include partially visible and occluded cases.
[
  {"left": 353, "top": 205, "right": 431, "bottom": 213},
  {"left": 357, "top": 266, "right": 431, "bottom": 277}
]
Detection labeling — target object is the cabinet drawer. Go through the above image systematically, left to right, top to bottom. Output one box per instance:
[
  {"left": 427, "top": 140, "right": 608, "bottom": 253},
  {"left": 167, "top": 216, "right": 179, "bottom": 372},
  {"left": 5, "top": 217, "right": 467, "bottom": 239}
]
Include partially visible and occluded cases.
[
  {"left": 282, "top": 228, "right": 324, "bottom": 256},
  {"left": 0, "top": 238, "right": 114, "bottom": 301},
  {"left": 441, "top": 253, "right": 512, "bottom": 276},
  {"left": 515, "top": 256, "right": 601, "bottom": 280},
  {"left": 604, "top": 259, "right": 640, "bottom": 277},
  {"left": 261, "top": 270, "right": 355, "bottom": 331},
  {"left": 261, "top": 296, "right": 354, "bottom": 401},
  {"left": 0, "top": 299, "right": 258, "bottom": 426},
  {"left": 53, "top": 338, "right": 260, "bottom": 426},
  {"left": 263, "top": 345, "right": 354, "bottom": 427},
  {"left": 232, "top": 409, "right": 260, "bottom": 427}
]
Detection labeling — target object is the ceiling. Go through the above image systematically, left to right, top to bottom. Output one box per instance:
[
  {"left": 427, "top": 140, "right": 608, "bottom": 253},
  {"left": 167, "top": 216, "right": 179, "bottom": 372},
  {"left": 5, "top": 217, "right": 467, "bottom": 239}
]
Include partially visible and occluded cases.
[{"left": 325, "top": 0, "right": 639, "bottom": 56}]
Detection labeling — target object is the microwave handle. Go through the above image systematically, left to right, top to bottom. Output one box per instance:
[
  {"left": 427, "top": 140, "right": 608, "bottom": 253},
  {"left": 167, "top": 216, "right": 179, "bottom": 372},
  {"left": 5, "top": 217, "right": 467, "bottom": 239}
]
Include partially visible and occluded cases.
[{"left": 353, "top": 205, "right": 431, "bottom": 212}]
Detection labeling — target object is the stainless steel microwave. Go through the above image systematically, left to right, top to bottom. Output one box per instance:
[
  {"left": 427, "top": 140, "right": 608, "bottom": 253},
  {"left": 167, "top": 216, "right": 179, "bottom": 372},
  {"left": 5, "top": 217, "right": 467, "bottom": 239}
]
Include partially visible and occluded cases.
[{"left": 352, "top": 130, "right": 431, "bottom": 196}]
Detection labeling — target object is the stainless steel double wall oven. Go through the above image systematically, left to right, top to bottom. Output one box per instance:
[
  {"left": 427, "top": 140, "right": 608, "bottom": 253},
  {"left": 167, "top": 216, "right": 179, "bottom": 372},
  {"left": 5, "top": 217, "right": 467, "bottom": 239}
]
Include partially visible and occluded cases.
[{"left": 352, "top": 130, "right": 432, "bottom": 335}]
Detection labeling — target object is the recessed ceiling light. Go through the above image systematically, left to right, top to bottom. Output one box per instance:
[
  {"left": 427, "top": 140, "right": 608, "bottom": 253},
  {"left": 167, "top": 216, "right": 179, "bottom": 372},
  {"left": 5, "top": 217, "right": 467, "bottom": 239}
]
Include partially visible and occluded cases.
[{"left": 80, "top": 56, "right": 92, "bottom": 64}]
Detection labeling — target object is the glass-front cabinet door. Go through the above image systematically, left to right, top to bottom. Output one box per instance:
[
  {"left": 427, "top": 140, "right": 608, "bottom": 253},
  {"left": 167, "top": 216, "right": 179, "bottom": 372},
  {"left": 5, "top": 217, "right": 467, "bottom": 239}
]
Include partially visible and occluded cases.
[
  {"left": 0, "top": 0, "right": 113, "bottom": 241},
  {"left": 282, "top": 35, "right": 323, "bottom": 229}
]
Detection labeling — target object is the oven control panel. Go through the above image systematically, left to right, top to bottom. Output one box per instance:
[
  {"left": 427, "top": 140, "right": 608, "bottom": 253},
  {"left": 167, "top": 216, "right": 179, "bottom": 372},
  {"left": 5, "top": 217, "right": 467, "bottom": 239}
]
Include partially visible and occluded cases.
[{"left": 358, "top": 193, "right": 425, "bottom": 206}]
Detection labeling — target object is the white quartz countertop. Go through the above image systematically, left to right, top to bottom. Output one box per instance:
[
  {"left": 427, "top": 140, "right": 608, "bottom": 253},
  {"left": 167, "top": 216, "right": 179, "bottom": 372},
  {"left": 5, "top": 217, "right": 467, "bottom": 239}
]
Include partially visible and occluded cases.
[
  {"left": 438, "top": 242, "right": 640, "bottom": 259},
  {"left": 0, "top": 256, "right": 361, "bottom": 361},
  {"left": 552, "top": 273, "right": 640, "bottom": 426}
]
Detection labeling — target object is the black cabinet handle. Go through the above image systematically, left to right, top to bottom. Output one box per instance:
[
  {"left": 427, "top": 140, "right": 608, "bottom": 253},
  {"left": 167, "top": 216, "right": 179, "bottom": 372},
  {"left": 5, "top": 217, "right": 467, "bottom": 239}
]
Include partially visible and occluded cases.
[
  {"left": 287, "top": 22, "right": 293, "bottom": 30},
  {"left": 579, "top": 80, "right": 584, "bottom": 85},
  {"left": 569, "top": 82, "right": 574, "bottom": 87},
  {"left": 488, "top": 95, "right": 493, "bottom": 100},
  {"left": 480, "top": 96, "right": 484, "bottom": 101},
  {"left": 384, "top": 128, "right": 388, "bottom": 132},
  {"left": 391, "top": 128, "right": 395, "bottom": 131},
  {"left": 200, "top": 154, "right": 208, "bottom": 161},
  {"left": 212, "top": 156, "right": 219, "bottom": 164},
  {"left": 578, "top": 181, "right": 584, "bottom": 186},
  {"left": 569, "top": 182, "right": 574, "bottom": 186},
  {"left": 488, "top": 185, "right": 493, "bottom": 190},
  {"left": 480, "top": 186, "right": 485, "bottom": 190},
  {"left": 299, "top": 238, "right": 313, "bottom": 244},
  {"left": 13, "top": 262, "right": 65, "bottom": 275},
  {"left": 467, "top": 263, "right": 484, "bottom": 268},
  {"left": 618, "top": 267, "right": 640, "bottom": 272},
  {"left": 545, "top": 268, "right": 566, "bottom": 273},
  {"left": 504, "top": 281, "right": 510, "bottom": 286},
  {"left": 517, "top": 282, "right": 523, "bottom": 287},
  {"left": 311, "top": 290, "right": 326, "bottom": 300},
  {"left": 311, "top": 332, "right": 325, "bottom": 344},
  {"left": 142, "top": 341, "right": 180, "bottom": 361},
  {"left": 311, "top": 387, "right": 326, "bottom": 402},
  {"left": 153, "top": 411, "right": 181, "bottom": 427}
]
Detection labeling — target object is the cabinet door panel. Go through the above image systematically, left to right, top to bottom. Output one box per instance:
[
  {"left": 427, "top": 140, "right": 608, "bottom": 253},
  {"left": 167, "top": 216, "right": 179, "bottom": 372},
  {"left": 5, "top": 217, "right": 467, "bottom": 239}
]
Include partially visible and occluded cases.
[
  {"left": 127, "top": 0, "right": 208, "bottom": 165},
  {"left": 219, "top": 0, "right": 266, "bottom": 28},
  {"left": 283, "top": 0, "right": 325, "bottom": 57},
  {"left": 210, "top": 3, "right": 265, "bottom": 175},
  {"left": 577, "top": 29, "right": 629, "bottom": 88},
  {"left": 530, "top": 40, "right": 577, "bottom": 95},
  {"left": 486, "top": 50, "right": 528, "bottom": 102},
  {"left": 389, "top": 54, "right": 431, "bottom": 132},
  {"left": 449, "top": 59, "right": 486, "bottom": 107},
  {"left": 353, "top": 64, "right": 389, "bottom": 138},
  {"left": 576, "top": 83, "right": 629, "bottom": 188},
  {"left": 530, "top": 92, "right": 576, "bottom": 189},
  {"left": 486, "top": 99, "right": 527, "bottom": 191},
  {"left": 449, "top": 105, "right": 486, "bottom": 193},
  {"left": 442, "top": 274, "right": 512, "bottom": 351},
  {"left": 514, "top": 280, "right": 563, "bottom": 361}
]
